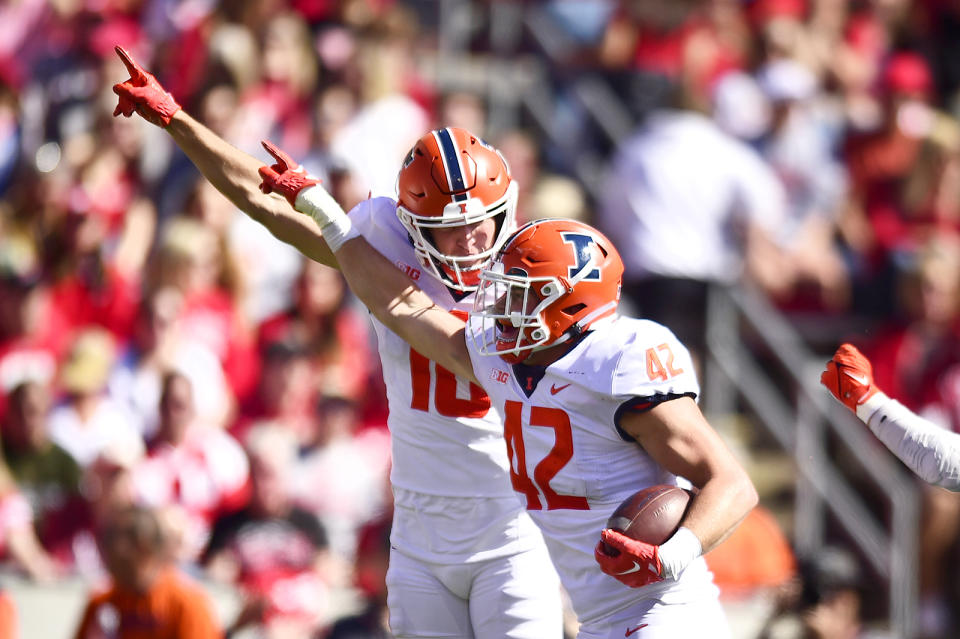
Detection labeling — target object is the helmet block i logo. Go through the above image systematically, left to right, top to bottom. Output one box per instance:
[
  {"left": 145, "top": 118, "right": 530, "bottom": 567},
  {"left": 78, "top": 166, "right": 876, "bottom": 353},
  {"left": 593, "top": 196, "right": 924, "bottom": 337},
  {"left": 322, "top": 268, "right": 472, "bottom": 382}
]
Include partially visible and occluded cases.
[{"left": 561, "top": 232, "right": 602, "bottom": 281}]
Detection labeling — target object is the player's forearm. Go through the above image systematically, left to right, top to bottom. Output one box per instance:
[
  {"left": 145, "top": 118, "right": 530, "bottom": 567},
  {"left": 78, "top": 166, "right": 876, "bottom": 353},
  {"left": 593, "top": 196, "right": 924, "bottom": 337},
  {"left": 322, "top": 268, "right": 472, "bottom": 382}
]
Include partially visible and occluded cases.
[
  {"left": 165, "top": 111, "right": 337, "bottom": 267},
  {"left": 334, "top": 236, "right": 477, "bottom": 383},
  {"left": 860, "top": 394, "right": 960, "bottom": 490},
  {"left": 681, "top": 469, "right": 758, "bottom": 554}
]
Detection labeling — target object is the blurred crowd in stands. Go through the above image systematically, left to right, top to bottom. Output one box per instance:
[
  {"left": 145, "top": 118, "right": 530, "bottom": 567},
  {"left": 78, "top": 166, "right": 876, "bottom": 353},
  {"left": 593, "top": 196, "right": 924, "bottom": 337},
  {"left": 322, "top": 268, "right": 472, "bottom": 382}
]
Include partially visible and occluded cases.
[{"left": 1, "top": 0, "right": 960, "bottom": 637}]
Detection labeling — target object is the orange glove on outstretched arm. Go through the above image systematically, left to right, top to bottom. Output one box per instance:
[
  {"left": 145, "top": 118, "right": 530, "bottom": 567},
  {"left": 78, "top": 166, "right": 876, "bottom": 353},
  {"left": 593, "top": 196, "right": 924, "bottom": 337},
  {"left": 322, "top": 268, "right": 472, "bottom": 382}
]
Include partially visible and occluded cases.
[
  {"left": 112, "top": 46, "right": 181, "bottom": 127},
  {"left": 257, "top": 140, "right": 356, "bottom": 252},
  {"left": 257, "top": 140, "right": 322, "bottom": 206},
  {"left": 820, "top": 343, "right": 888, "bottom": 421},
  {"left": 821, "top": 343, "right": 960, "bottom": 490}
]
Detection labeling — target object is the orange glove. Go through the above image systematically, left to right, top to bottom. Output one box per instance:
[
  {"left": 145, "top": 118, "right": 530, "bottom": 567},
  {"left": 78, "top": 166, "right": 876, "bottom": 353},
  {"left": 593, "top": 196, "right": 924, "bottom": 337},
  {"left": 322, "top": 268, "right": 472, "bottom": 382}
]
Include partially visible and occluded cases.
[
  {"left": 112, "top": 46, "right": 181, "bottom": 127},
  {"left": 258, "top": 140, "right": 322, "bottom": 207},
  {"left": 820, "top": 343, "right": 881, "bottom": 414},
  {"left": 594, "top": 529, "right": 663, "bottom": 588}
]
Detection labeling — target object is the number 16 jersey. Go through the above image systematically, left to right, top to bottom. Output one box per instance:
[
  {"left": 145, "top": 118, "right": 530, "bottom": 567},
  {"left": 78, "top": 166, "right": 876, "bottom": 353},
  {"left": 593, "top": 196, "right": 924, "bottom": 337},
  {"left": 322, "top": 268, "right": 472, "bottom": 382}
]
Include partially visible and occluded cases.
[{"left": 348, "top": 198, "right": 539, "bottom": 564}]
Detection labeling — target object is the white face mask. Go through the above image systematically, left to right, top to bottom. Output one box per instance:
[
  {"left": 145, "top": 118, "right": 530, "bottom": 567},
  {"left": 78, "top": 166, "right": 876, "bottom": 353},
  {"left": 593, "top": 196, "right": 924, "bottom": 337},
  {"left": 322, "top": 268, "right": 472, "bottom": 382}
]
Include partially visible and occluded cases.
[{"left": 396, "top": 182, "right": 518, "bottom": 292}]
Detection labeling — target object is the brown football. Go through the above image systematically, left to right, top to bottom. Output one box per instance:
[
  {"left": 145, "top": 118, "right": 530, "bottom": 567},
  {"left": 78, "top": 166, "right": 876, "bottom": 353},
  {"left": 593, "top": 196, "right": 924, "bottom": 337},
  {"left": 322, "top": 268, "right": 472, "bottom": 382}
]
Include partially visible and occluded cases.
[{"left": 606, "top": 485, "right": 692, "bottom": 546}]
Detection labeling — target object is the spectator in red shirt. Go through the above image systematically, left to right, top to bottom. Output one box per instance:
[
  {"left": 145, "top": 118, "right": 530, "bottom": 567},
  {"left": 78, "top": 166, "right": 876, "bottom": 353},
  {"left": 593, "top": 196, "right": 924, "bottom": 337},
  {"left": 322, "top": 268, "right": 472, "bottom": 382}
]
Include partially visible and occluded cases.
[
  {"left": 841, "top": 51, "right": 945, "bottom": 312},
  {"left": 46, "top": 193, "right": 142, "bottom": 343},
  {"left": 149, "top": 216, "right": 257, "bottom": 401},
  {"left": 257, "top": 259, "right": 372, "bottom": 405},
  {"left": 0, "top": 272, "right": 67, "bottom": 417},
  {"left": 234, "top": 337, "right": 317, "bottom": 446},
  {"left": 131, "top": 371, "right": 249, "bottom": 563},
  {"left": 202, "top": 425, "right": 331, "bottom": 639}
]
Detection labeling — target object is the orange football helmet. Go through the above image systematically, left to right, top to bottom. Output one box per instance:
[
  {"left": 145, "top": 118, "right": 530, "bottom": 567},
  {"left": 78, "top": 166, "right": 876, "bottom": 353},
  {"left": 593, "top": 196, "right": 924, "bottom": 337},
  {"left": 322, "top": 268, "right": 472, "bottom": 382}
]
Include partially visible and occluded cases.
[
  {"left": 396, "top": 127, "right": 518, "bottom": 292},
  {"left": 471, "top": 219, "right": 624, "bottom": 364}
]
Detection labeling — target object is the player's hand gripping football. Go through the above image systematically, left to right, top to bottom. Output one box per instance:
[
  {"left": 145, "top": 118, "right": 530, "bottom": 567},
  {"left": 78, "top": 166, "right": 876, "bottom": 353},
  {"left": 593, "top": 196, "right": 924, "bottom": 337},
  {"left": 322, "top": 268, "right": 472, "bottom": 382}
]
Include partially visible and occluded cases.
[
  {"left": 112, "top": 46, "right": 181, "bottom": 127},
  {"left": 257, "top": 140, "right": 322, "bottom": 207},
  {"left": 820, "top": 343, "right": 881, "bottom": 414},
  {"left": 594, "top": 529, "right": 663, "bottom": 588}
]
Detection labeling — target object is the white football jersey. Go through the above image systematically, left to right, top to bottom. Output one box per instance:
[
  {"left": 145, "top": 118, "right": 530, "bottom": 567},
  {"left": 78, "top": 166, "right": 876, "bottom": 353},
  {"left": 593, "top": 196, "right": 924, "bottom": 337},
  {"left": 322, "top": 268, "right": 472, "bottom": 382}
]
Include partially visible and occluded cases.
[
  {"left": 349, "top": 198, "right": 537, "bottom": 563},
  {"left": 466, "top": 315, "right": 718, "bottom": 626}
]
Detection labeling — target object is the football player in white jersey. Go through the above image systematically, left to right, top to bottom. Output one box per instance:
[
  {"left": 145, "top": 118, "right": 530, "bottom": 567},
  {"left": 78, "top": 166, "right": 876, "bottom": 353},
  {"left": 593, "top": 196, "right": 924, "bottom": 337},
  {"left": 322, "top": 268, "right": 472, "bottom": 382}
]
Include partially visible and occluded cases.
[
  {"left": 112, "top": 48, "right": 563, "bottom": 638},
  {"left": 254, "top": 139, "right": 759, "bottom": 637}
]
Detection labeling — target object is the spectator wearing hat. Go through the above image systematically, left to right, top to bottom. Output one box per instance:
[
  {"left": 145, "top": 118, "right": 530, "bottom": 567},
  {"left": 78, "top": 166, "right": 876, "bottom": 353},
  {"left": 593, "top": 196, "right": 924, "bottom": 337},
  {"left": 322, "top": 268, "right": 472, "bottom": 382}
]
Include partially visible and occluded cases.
[
  {"left": 840, "top": 51, "right": 948, "bottom": 313},
  {"left": 47, "top": 328, "right": 141, "bottom": 468}
]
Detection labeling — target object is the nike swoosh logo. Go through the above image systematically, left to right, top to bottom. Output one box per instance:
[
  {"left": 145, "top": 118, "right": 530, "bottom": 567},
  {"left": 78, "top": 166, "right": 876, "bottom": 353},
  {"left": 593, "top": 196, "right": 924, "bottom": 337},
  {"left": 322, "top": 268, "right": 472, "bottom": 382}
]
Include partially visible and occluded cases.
[
  {"left": 844, "top": 372, "right": 869, "bottom": 385},
  {"left": 550, "top": 383, "right": 571, "bottom": 395},
  {"left": 614, "top": 561, "right": 642, "bottom": 575},
  {"left": 625, "top": 624, "right": 649, "bottom": 636}
]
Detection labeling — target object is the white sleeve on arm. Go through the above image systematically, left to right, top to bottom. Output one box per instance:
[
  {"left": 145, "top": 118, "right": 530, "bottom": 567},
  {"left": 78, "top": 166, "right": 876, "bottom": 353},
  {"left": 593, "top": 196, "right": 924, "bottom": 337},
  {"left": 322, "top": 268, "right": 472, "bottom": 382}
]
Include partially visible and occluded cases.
[{"left": 857, "top": 393, "right": 960, "bottom": 491}]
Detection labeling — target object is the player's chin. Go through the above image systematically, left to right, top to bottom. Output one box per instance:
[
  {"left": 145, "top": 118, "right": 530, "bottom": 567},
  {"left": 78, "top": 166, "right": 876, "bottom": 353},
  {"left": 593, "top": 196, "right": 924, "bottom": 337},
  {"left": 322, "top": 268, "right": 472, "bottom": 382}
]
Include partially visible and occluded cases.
[{"left": 454, "top": 255, "right": 488, "bottom": 271}]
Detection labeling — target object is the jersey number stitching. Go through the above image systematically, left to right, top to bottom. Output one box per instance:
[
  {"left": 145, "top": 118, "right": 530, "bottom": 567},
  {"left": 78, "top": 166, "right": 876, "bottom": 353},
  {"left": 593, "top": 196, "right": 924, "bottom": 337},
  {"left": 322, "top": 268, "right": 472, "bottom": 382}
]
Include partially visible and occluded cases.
[
  {"left": 645, "top": 343, "right": 684, "bottom": 382},
  {"left": 409, "top": 347, "right": 491, "bottom": 417},
  {"left": 504, "top": 400, "right": 589, "bottom": 510}
]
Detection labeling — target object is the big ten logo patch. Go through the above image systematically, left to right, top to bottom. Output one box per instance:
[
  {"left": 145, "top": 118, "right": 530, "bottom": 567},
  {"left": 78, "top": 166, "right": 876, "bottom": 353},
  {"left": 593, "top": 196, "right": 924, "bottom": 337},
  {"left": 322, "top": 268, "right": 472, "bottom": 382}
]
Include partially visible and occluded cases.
[
  {"left": 396, "top": 261, "right": 421, "bottom": 280},
  {"left": 490, "top": 369, "right": 509, "bottom": 384}
]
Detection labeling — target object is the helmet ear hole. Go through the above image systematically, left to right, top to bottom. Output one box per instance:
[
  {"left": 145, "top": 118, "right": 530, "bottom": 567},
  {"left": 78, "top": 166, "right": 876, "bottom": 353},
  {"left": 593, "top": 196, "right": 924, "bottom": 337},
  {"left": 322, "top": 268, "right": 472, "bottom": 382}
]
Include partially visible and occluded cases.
[{"left": 561, "top": 303, "right": 587, "bottom": 318}]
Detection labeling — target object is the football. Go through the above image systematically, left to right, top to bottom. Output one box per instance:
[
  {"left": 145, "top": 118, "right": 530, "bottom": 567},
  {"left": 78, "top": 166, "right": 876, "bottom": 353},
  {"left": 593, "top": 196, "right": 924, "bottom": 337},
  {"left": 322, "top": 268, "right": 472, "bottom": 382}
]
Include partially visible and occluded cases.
[{"left": 606, "top": 484, "right": 692, "bottom": 547}]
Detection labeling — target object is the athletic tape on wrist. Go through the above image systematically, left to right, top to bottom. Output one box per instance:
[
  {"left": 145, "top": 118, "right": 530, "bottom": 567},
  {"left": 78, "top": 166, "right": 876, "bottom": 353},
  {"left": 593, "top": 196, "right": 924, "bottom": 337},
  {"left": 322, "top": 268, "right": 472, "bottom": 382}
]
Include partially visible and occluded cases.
[
  {"left": 295, "top": 185, "right": 357, "bottom": 252},
  {"left": 856, "top": 391, "right": 889, "bottom": 423},
  {"left": 658, "top": 526, "right": 702, "bottom": 580}
]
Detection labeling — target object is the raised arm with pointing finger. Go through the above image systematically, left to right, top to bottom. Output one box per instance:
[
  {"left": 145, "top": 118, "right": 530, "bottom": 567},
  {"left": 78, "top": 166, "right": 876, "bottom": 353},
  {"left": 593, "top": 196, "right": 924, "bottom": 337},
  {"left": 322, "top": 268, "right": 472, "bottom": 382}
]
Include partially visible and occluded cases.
[
  {"left": 112, "top": 46, "right": 337, "bottom": 267},
  {"left": 114, "top": 47, "right": 569, "bottom": 639},
  {"left": 257, "top": 140, "right": 477, "bottom": 382},
  {"left": 821, "top": 343, "right": 960, "bottom": 490}
]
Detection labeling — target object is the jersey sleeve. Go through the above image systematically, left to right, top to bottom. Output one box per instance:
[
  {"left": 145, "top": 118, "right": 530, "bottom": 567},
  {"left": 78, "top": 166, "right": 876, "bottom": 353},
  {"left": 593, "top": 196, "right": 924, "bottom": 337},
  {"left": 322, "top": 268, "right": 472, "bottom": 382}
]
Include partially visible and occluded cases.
[
  {"left": 347, "top": 197, "right": 408, "bottom": 256},
  {"left": 464, "top": 315, "right": 490, "bottom": 383},
  {"left": 611, "top": 322, "right": 700, "bottom": 403},
  {"left": 610, "top": 323, "right": 700, "bottom": 437}
]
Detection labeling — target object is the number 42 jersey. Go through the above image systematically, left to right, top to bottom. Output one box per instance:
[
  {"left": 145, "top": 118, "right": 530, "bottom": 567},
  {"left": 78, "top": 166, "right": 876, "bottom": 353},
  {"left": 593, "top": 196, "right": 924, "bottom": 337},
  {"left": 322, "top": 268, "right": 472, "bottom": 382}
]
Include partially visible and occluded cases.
[{"left": 465, "top": 314, "right": 718, "bottom": 627}]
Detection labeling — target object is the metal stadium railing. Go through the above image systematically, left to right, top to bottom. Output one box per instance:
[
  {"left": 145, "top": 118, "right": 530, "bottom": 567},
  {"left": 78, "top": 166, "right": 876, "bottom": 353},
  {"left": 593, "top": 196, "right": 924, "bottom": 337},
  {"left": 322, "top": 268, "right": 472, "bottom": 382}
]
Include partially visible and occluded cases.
[{"left": 704, "top": 284, "right": 920, "bottom": 637}]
